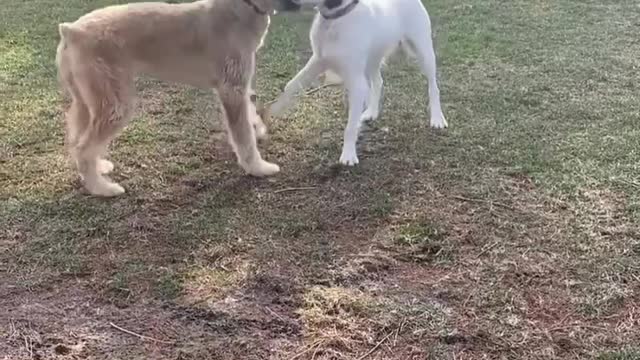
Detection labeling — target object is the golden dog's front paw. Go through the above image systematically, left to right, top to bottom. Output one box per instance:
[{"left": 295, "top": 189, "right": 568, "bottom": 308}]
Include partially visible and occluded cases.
[{"left": 245, "top": 159, "right": 280, "bottom": 177}]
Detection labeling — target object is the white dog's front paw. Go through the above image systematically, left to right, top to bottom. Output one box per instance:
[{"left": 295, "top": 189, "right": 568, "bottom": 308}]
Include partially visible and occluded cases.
[
  {"left": 323, "top": 70, "right": 343, "bottom": 85},
  {"left": 268, "top": 99, "right": 286, "bottom": 118},
  {"left": 250, "top": 104, "right": 268, "bottom": 140},
  {"left": 430, "top": 113, "right": 448, "bottom": 129},
  {"left": 254, "top": 122, "right": 268, "bottom": 140},
  {"left": 339, "top": 148, "right": 359, "bottom": 166},
  {"left": 97, "top": 159, "right": 114, "bottom": 174},
  {"left": 245, "top": 159, "right": 280, "bottom": 177}
]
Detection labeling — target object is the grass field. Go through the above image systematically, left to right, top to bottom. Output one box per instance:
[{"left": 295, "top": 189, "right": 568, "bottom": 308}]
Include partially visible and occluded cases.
[{"left": 1, "top": 0, "right": 639, "bottom": 359}]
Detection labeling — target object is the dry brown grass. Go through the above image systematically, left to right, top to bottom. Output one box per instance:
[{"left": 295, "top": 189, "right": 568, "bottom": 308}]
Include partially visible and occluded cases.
[{"left": 2, "top": 0, "right": 640, "bottom": 359}]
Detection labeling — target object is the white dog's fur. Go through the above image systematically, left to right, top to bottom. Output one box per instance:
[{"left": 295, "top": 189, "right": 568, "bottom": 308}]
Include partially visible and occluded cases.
[{"left": 270, "top": 0, "right": 447, "bottom": 165}]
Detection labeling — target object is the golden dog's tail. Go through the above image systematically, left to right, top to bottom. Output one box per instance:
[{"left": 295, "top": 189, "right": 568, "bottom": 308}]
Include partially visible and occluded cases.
[
  {"left": 57, "top": 22, "right": 91, "bottom": 50},
  {"left": 55, "top": 23, "right": 79, "bottom": 102},
  {"left": 58, "top": 23, "right": 80, "bottom": 42}
]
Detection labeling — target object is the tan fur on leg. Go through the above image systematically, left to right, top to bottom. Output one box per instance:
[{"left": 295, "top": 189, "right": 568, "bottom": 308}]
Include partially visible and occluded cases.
[{"left": 218, "top": 86, "right": 279, "bottom": 176}]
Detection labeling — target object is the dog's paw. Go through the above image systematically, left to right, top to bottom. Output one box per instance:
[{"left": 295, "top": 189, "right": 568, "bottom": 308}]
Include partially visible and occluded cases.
[
  {"left": 323, "top": 70, "right": 343, "bottom": 85},
  {"left": 268, "top": 99, "right": 285, "bottom": 118},
  {"left": 252, "top": 105, "right": 269, "bottom": 140},
  {"left": 361, "top": 108, "right": 379, "bottom": 122},
  {"left": 430, "top": 114, "right": 448, "bottom": 129},
  {"left": 254, "top": 122, "right": 268, "bottom": 140},
  {"left": 339, "top": 149, "right": 359, "bottom": 166},
  {"left": 97, "top": 159, "right": 114, "bottom": 174},
  {"left": 246, "top": 159, "right": 280, "bottom": 177},
  {"left": 86, "top": 181, "right": 125, "bottom": 197}
]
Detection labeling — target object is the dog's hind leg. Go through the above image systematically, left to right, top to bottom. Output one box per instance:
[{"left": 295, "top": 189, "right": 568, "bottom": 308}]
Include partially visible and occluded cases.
[
  {"left": 405, "top": 18, "right": 447, "bottom": 129},
  {"left": 58, "top": 42, "right": 115, "bottom": 177},
  {"left": 269, "top": 56, "right": 325, "bottom": 117},
  {"left": 361, "top": 61, "right": 384, "bottom": 122},
  {"left": 72, "top": 66, "right": 134, "bottom": 197},
  {"left": 340, "top": 72, "right": 369, "bottom": 166},
  {"left": 65, "top": 80, "right": 114, "bottom": 176},
  {"left": 65, "top": 92, "right": 90, "bottom": 159}
]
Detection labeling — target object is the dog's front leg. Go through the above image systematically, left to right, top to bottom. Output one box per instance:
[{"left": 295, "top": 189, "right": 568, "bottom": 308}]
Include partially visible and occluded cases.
[
  {"left": 217, "top": 55, "right": 279, "bottom": 176},
  {"left": 270, "top": 56, "right": 325, "bottom": 117},
  {"left": 361, "top": 67, "right": 383, "bottom": 121},
  {"left": 339, "top": 76, "right": 369, "bottom": 166},
  {"left": 218, "top": 85, "right": 280, "bottom": 176},
  {"left": 248, "top": 88, "right": 267, "bottom": 140}
]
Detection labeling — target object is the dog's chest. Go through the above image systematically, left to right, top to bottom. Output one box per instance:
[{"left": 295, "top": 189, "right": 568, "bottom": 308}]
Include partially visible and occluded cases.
[{"left": 312, "top": 19, "right": 341, "bottom": 57}]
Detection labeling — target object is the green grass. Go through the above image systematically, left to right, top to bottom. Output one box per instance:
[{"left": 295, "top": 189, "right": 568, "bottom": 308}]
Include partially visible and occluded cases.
[
  {"left": 1, "top": 0, "right": 639, "bottom": 359},
  {"left": 598, "top": 350, "right": 640, "bottom": 360}
]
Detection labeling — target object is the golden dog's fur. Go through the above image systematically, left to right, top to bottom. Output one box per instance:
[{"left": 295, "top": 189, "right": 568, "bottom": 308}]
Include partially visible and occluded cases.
[{"left": 56, "top": 0, "right": 286, "bottom": 196}]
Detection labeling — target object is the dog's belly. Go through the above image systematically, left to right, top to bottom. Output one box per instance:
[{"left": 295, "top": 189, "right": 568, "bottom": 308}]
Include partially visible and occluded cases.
[{"left": 136, "top": 58, "right": 217, "bottom": 89}]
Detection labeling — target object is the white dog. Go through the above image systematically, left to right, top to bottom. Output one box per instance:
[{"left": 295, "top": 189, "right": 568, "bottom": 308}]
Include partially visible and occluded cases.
[{"left": 269, "top": 0, "right": 447, "bottom": 165}]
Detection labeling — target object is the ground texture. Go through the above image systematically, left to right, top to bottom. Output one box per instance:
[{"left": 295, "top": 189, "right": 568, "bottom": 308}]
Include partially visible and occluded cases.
[{"left": 1, "top": 0, "right": 639, "bottom": 359}]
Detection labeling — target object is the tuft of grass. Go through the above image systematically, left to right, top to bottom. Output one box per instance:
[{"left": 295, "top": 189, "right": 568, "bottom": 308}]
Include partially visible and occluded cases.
[
  {"left": 369, "top": 191, "right": 394, "bottom": 219},
  {"left": 393, "top": 222, "right": 453, "bottom": 263},
  {"left": 395, "top": 222, "right": 445, "bottom": 246},
  {"left": 331, "top": 251, "right": 396, "bottom": 285},
  {"left": 181, "top": 263, "right": 247, "bottom": 304},
  {"left": 155, "top": 270, "right": 183, "bottom": 300},
  {"left": 573, "top": 282, "right": 629, "bottom": 319},
  {"left": 297, "top": 285, "right": 451, "bottom": 357},
  {"left": 300, "top": 286, "right": 380, "bottom": 326},
  {"left": 597, "top": 350, "right": 640, "bottom": 360}
]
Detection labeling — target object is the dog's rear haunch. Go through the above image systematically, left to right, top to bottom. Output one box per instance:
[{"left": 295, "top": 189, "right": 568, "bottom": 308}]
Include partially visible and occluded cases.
[{"left": 56, "top": 0, "right": 299, "bottom": 197}]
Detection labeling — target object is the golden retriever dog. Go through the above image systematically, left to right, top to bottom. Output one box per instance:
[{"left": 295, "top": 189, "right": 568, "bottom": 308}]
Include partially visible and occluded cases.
[{"left": 56, "top": 0, "right": 300, "bottom": 197}]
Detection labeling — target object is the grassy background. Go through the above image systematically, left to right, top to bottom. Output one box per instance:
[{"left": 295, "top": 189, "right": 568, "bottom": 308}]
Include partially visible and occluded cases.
[{"left": 1, "top": 0, "right": 639, "bottom": 359}]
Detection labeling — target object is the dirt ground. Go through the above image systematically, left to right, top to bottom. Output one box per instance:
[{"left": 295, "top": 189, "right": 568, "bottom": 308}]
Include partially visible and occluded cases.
[{"left": 1, "top": 0, "right": 639, "bottom": 359}]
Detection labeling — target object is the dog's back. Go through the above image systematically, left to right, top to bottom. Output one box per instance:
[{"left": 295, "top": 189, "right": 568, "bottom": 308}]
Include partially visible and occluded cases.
[{"left": 57, "top": 2, "right": 215, "bottom": 84}]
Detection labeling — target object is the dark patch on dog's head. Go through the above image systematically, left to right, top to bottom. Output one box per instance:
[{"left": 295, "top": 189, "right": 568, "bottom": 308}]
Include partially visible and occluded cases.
[{"left": 324, "top": 0, "right": 343, "bottom": 9}]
